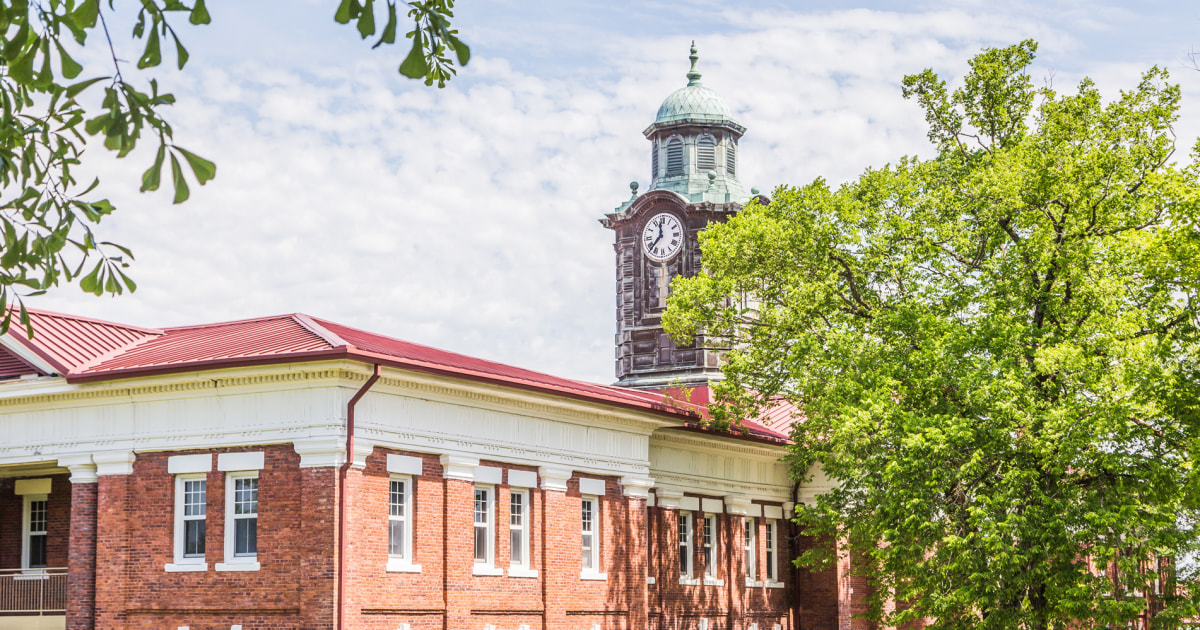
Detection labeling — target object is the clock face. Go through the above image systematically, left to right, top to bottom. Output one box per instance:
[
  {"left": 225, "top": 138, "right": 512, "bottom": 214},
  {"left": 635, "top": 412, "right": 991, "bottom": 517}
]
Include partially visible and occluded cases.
[{"left": 642, "top": 213, "right": 684, "bottom": 262}]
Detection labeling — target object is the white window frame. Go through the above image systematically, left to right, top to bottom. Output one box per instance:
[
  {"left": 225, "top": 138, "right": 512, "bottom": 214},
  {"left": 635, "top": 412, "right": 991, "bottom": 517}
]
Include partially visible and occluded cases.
[
  {"left": 218, "top": 471, "right": 260, "bottom": 572},
  {"left": 169, "top": 474, "right": 208, "bottom": 571},
  {"left": 386, "top": 475, "right": 421, "bottom": 572},
  {"left": 472, "top": 484, "right": 502, "bottom": 576},
  {"left": 509, "top": 488, "right": 532, "bottom": 573},
  {"left": 21, "top": 494, "right": 48, "bottom": 571},
  {"left": 580, "top": 495, "right": 606, "bottom": 580},
  {"left": 679, "top": 510, "right": 697, "bottom": 584},
  {"left": 701, "top": 513, "right": 723, "bottom": 586},
  {"left": 744, "top": 517, "right": 760, "bottom": 586},
  {"left": 765, "top": 519, "right": 784, "bottom": 588}
]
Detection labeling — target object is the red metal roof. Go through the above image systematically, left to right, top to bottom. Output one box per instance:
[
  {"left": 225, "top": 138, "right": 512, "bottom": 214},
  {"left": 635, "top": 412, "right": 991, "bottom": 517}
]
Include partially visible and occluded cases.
[
  {"left": 4, "top": 308, "right": 791, "bottom": 444},
  {"left": 18, "top": 309, "right": 160, "bottom": 373},
  {"left": 0, "top": 344, "right": 43, "bottom": 380}
]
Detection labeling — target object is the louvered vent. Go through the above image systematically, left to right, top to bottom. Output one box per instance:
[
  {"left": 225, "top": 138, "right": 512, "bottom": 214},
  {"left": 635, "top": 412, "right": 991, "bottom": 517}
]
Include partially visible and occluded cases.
[
  {"left": 697, "top": 136, "right": 716, "bottom": 171},
  {"left": 666, "top": 139, "right": 683, "bottom": 175},
  {"left": 652, "top": 143, "right": 659, "bottom": 179},
  {"left": 726, "top": 143, "right": 736, "bottom": 176}
]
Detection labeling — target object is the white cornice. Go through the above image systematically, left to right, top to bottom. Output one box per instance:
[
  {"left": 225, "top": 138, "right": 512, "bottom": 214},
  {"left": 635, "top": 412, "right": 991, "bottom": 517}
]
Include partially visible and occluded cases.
[
  {"left": 367, "top": 369, "right": 685, "bottom": 436},
  {"left": 650, "top": 429, "right": 790, "bottom": 460},
  {"left": 652, "top": 472, "right": 791, "bottom": 502}
]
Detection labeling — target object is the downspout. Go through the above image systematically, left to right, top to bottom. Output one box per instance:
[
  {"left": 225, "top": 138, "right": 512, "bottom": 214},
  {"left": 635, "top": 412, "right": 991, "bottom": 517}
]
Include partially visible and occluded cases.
[
  {"left": 337, "top": 364, "right": 382, "bottom": 630},
  {"left": 791, "top": 480, "right": 802, "bottom": 630}
]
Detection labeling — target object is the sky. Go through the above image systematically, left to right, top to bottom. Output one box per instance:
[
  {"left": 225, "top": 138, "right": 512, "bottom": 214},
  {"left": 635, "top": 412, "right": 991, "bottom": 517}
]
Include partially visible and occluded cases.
[{"left": 28, "top": 0, "right": 1200, "bottom": 384}]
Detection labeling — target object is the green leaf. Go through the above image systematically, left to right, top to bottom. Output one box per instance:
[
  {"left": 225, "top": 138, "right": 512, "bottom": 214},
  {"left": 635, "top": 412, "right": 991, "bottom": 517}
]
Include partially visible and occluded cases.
[
  {"left": 73, "top": 0, "right": 99, "bottom": 29},
  {"left": 189, "top": 0, "right": 211, "bottom": 25},
  {"left": 334, "top": 0, "right": 355, "bottom": 24},
  {"left": 357, "top": 0, "right": 375, "bottom": 38},
  {"left": 372, "top": 3, "right": 397, "bottom": 49},
  {"left": 138, "top": 23, "right": 162, "bottom": 69},
  {"left": 398, "top": 28, "right": 429, "bottom": 80},
  {"left": 173, "top": 34, "right": 189, "bottom": 70},
  {"left": 447, "top": 34, "right": 469, "bottom": 66},
  {"left": 55, "top": 41, "right": 83, "bottom": 79},
  {"left": 9, "top": 48, "right": 36, "bottom": 86},
  {"left": 65, "top": 76, "right": 107, "bottom": 100},
  {"left": 141, "top": 144, "right": 165, "bottom": 192},
  {"left": 174, "top": 146, "right": 216, "bottom": 185},
  {"left": 169, "top": 152, "right": 190, "bottom": 204},
  {"left": 78, "top": 261, "right": 102, "bottom": 295}
]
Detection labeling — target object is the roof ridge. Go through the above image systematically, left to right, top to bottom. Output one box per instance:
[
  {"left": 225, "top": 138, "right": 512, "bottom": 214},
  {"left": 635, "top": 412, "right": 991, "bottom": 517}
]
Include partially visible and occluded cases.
[
  {"left": 22, "top": 307, "right": 164, "bottom": 335},
  {"left": 160, "top": 313, "right": 305, "bottom": 332},
  {"left": 292, "top": 314, "right": 349, "bottom": 350},
  {"left": 69, "top": 330, "right": 164, "bottom": 374}
]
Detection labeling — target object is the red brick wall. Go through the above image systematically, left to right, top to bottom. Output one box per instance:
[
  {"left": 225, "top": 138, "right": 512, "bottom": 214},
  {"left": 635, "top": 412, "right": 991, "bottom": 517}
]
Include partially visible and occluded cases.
[
  {"left": 71, "top": 444, "right": 806, "bottom": 630},
  {"left": 92, "top": 445, "right": 322, "bottom": 629},
  {"left": 0, "top": 473, "right": 71, "bottom": 570},
  {"left": 66, "top": 481, "right": 97, "bottom": 630},
  {"left": 647, "top": 499, "right": 791, "bottom": 630}
]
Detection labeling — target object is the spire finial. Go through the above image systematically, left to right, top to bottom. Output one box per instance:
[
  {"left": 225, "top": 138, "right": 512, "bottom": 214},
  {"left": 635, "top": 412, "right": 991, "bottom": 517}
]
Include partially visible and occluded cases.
[{"left": 686, "top": 41, "right": 702, "bottom": 86}]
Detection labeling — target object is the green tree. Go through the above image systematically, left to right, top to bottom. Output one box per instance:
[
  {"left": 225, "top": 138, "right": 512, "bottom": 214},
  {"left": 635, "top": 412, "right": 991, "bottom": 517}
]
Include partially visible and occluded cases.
[
  {"left": 0, "top": 0, "right": 467, "bottom": 333},
  {"left": 666, "top": 40, "right": 1200, "bottom": 629}
]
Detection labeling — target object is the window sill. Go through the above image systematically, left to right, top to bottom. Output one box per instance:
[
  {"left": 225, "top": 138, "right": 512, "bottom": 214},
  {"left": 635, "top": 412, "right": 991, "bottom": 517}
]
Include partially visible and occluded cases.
[
  {"left": 386, "top": 559, "right": 422, "bottom": 573},
  {"left": 216, "top": 561, "right": 260, "bottom": 572},
  {"left": 164, "top": 563, "right": 208, "bottom": 573},
  {"left": 472, "top": 565, "right": 504, "bottom": 577},
  {"left": 508, "top": 567, "right": 539, "bottom": 578},
  {"left": 580, "top": 571, "right": 608, "bottom": 581},
  {"left": 13, "top": 572, "right": 53, "bottom": 581},
  {"left": 646, "top": 576, "right": 656, "bottom": 585},
  {"left": 679, "top": 577, "right": 701, "bottom": 586},
  {"left": 703, "top": 577, "right": 725, "bottom": 587},
  {"left": 746, "top": 579, "right": 764, "bottom": 587},
  {"left": 765, "top": 580, "right": 785, "bottom": 589}
]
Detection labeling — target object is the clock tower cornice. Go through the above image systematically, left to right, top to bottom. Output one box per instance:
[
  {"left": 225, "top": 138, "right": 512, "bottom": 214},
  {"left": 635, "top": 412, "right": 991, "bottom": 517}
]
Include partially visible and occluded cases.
[{"left": 600, "top": 189, "right": 740, "bottom": 230}]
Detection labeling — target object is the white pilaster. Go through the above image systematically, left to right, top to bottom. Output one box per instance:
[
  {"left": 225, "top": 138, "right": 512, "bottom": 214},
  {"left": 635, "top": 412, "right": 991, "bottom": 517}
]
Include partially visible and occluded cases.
[
  {"left": 293, "top": 436, "right": 345, "bottom": 468},
  {"left": 92, "top": 450, "right": 135, "bottom": 476},
  {"left": 57, "top": 454, "right": 97, "bottom": 483},
  {"left": 439, "top": 454, "right": 479, "bottom": 481},
  {"left": 538, "top": 466, "right": 572, "bottom": 492},
  {"left": 621, "top": 476, "right": 654, "bottom": 499},
  {"left": 656, "top": 488, "right": 682, "bottom": 510}
]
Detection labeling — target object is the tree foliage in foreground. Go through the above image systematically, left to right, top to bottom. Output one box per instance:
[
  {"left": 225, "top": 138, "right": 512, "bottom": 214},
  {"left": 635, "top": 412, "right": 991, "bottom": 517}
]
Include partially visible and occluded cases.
[
  {"left": 0, "top": 0, "right": 467, "bottom": 334},
  {"left": 666, "top": 40, "right": 1200, "bottom": 629}
]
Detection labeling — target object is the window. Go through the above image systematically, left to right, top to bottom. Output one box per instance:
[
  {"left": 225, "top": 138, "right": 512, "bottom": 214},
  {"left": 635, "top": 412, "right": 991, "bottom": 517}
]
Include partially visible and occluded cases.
[
  {"left": 697, "top": 135, "right": 716, "bottom": 171},
  {"left": 666, "top": 138, "right": 683, "bottom": 175},
  {"left": 726, "top": 142, "right": 736, "bottom": 176},
  {"left": 652, "top": 143, "right": 659, "bottom": 179},
  {"left": 220, "top": 472, "right": 259, "bottom": 569},
  {"left": 173, "top": 475, "right": 206, "bottom": 567},
  {"left": 389, "top": 477, "right": 411, "bottom": 561},
  {"left": 474, "top": 485, "right": 494, "bottom": 567},
  {"left": 510, "top": 489, "right": 529, "bottom": 568},
  {"left": 22, "top": 495, "right": 48, "bottom": 569},
  {"left": 581, "top": 496, "right": 598, "bottom": 571},
  {"left": 678, "top": 511, "right": 693, "bottom": 579},
  {"left": 703, "top": 514, "right": 717, "bottom": 578},
  {"left": 744, "top": 517, "right": 756, "bottom": 582},
  {"left": 765, "top": 520, "right": 777, "bottom": 582}
]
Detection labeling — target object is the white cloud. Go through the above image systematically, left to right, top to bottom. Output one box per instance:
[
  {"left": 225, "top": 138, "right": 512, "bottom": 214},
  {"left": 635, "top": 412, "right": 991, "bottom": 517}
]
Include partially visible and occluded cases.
[{"left": 27, "top": 3, "right": 1200, "bottom": 384}]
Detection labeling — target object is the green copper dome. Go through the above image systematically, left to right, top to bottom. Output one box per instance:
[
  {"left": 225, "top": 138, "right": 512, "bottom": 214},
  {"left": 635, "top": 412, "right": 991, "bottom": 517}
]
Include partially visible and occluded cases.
[
  {"left": 650, "top": 42, "right": 741, "bottom": 129},
  {"left": 654, "top": 84, "right": 735, "bottom": 125}
]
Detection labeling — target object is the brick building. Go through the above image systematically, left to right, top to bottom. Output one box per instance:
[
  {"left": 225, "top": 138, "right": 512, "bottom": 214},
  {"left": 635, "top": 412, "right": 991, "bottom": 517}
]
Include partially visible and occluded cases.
[{"left": 0, "top": 48, "right": 859, "bottom": 630}]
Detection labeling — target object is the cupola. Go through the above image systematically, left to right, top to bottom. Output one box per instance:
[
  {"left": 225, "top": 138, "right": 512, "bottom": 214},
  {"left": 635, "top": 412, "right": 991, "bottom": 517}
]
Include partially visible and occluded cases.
[{"left": 644, "top": 43, "right": 746, "bottom": 203}]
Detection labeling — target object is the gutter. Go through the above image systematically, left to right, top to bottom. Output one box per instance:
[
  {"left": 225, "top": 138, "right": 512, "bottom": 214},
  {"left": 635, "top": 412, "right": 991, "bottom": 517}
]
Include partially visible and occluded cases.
[
  {"left": 337, "top": 364, "right": 381, "bottom": 630},
  {"left": 791, "top": 480, "right": 801, "bottom": 630}
]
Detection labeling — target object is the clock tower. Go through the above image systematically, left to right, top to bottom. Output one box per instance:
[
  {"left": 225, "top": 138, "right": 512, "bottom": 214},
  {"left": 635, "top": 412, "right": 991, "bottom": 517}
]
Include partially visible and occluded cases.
[{"left": 601, "top": 43, "right": 749, "bottom": 391}]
